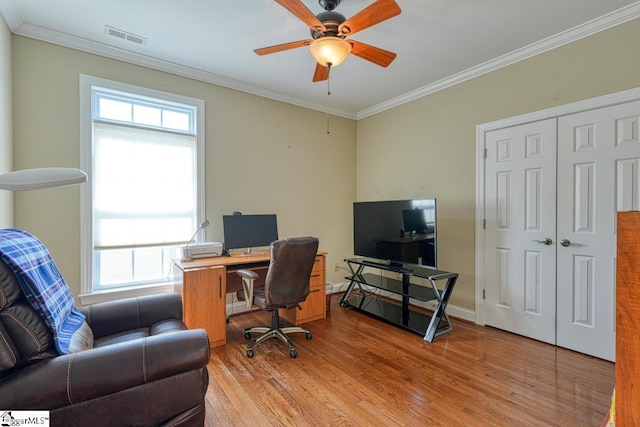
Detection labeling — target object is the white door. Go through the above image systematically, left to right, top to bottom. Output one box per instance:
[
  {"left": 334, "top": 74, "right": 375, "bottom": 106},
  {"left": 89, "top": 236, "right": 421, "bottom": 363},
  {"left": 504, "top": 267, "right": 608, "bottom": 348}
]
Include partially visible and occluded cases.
[
  {"left": 484, "top": 100, "right": 640, "bottom": 361},
  {"left": 556, "top": 100, "right": 640, "bottom": 361},
  {"left": 484, "top": 118, "right": 558, "bottom": 344}
]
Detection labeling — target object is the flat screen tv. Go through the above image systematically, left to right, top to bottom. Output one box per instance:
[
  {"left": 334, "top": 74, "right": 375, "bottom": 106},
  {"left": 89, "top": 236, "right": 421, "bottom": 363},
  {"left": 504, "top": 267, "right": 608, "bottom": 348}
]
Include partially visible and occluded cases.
[
  {"left": 353, "top": 199, "right": 437, "bottom": 267},
  {"left": 223, "top": 214, "right": 278, "bottom": 255}
]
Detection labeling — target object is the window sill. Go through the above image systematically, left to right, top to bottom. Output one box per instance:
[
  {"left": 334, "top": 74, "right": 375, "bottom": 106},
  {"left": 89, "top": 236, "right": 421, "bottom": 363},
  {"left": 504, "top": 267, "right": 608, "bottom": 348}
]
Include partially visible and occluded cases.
[{"left": 79, "top": 282, "right": 175, "bottom": 306}]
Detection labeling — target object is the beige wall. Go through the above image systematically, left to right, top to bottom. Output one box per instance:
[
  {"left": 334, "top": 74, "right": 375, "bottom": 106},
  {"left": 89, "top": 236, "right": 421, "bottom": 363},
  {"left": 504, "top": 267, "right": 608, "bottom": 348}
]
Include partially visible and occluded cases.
[
  {"left": 0, "top": 15, "right": 12, "bottom": 227},
  {"left": 10, "top": 17, "right": 640, "bottom": 313},
  {"left": 356, "top": 18, "right": 640, "bottom": 310},
  {"left": 12, "top": 36, "right": 356, "bottom": 298}
]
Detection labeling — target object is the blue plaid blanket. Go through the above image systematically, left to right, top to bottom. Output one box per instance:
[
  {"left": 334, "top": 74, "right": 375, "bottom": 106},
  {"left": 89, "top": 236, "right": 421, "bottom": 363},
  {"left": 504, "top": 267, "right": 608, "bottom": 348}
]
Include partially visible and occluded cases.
[{"left": 0, "top": 228, "right": 90, "bottom": 354}]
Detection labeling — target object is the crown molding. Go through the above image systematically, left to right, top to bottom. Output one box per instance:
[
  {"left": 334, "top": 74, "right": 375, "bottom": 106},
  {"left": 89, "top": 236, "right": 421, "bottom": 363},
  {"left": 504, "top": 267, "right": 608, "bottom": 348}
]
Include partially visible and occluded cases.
[
  {"left": 0, "top": 1, "right": 23, "bottom": 32},
  {"left": 3, "top": 1, "right": 639, "bottom": 121},
  {"left": 357, "top": 2, "right": 640, "bottom": 119},
  {"left": 9, "top": 21, "right": 357, "bottom": 120}
]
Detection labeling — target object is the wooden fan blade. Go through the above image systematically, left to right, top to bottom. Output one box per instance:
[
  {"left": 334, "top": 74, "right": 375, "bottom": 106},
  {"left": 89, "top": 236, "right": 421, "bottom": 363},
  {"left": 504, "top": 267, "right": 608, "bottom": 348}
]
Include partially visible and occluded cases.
[
  {"left": 275, "top": 0, "right": 326, "bottom": 32},
  {"left": 339, "top": 0, "right": 401, "bottom": 36},
  {"left": 254, "top": 39, "right": 312, "bottom": 56},
  {"left": 349, "top": 40, "right": 397, "bottom": 67},
  {"left": 312, "top": 63, "right": 329, "bottom": 82}
]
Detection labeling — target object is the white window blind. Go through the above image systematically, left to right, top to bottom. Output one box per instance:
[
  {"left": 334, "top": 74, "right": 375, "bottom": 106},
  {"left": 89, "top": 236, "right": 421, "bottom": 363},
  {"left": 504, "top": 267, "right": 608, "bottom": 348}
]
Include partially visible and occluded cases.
[
  {"left": 80, "top": 75, "right": 205, "bottom": 298},
  {"left": 93, "top": 122, "right": 197, "bottom": 249}
]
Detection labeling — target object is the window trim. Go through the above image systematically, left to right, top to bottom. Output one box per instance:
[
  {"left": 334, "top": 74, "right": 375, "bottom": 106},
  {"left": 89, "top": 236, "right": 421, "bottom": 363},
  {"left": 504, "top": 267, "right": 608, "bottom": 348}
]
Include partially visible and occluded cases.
[{"left": 79, "top": 75, "right": 205, "bottom": 305}]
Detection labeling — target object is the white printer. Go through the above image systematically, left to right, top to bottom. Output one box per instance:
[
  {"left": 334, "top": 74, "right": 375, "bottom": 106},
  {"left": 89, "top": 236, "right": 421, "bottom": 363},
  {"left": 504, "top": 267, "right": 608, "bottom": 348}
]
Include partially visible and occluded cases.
[
  {"left": 178, "top": 219, "right": 223, "bottom": 260},
  {"left": 179, "top": 242, "right": 224, "bottom": 260}
]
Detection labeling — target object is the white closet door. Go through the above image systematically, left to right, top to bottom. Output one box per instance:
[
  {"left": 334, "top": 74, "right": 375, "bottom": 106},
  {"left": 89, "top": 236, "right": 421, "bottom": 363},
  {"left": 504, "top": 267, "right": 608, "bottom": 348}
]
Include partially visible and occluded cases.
[
  {"left": 556, "top": 100, "right": 640, "bottom": 361},
  {"left": 484, "top": 118, "right": 558, "bottom": 344}
]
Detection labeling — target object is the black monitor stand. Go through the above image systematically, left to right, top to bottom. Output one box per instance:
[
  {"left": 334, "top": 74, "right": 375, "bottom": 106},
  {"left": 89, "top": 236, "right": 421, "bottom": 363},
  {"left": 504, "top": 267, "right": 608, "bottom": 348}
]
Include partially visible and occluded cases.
[{"left": 240, "top": 247, "right": 265, "bottom": 257}]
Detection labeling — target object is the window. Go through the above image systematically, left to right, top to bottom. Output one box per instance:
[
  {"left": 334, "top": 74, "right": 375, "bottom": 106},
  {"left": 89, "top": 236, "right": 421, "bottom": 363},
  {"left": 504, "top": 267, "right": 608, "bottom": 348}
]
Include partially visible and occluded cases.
[{"left": 80, "top": 76, "right": 204, "bottom": 302}]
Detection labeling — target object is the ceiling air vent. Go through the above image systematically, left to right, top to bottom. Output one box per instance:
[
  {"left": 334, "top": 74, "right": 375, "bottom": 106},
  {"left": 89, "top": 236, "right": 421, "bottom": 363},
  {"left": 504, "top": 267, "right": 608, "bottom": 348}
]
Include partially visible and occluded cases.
[{"left": 104, "top": 25, "right": 147, "bottom": 46}]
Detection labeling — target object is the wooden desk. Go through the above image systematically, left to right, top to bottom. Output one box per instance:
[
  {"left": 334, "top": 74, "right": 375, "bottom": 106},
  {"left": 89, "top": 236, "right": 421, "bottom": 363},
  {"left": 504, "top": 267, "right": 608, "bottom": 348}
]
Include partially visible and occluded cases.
[{"left": 172, "top": 251, "right": 326, "bottom": 348}]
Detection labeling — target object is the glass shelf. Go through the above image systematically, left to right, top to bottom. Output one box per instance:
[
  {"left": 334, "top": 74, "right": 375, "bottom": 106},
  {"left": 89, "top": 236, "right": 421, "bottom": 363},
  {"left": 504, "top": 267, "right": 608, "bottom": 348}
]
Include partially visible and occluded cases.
[
  {"left": 346, "top": 273, "right": 438, "bottom": 302},
  {"left": 346, "top": 295, "right": 451, "bottom": 337}
]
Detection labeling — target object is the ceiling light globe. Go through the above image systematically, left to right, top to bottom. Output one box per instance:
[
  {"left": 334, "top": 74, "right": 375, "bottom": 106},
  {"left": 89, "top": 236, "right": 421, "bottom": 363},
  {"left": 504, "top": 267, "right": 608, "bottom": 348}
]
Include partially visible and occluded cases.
[{"left": 309, "top": 37, "right": 352, "bottom": 67}]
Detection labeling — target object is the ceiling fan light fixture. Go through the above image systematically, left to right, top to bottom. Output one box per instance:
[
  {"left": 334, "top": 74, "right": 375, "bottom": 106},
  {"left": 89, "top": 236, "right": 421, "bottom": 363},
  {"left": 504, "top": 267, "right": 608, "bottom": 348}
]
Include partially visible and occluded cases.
[{"left": 309, "top": 36, "right": 351, "bottom": 67}]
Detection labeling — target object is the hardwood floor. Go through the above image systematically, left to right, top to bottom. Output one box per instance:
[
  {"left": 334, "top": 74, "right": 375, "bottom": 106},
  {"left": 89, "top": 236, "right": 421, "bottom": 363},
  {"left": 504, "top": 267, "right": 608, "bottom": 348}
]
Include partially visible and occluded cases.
[{"left": 205, "top": 295, "right": 614, "bottom": 426}]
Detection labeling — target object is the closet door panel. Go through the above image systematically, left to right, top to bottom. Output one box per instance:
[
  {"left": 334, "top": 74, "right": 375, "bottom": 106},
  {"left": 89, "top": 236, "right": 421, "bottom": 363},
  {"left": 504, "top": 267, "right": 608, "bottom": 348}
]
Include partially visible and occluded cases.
[
  {"left": 556, "top": 99, "right": 640, "bottom": 361},
  {"left": 484, "top": 118, "right": 557, "bottom": 344}
]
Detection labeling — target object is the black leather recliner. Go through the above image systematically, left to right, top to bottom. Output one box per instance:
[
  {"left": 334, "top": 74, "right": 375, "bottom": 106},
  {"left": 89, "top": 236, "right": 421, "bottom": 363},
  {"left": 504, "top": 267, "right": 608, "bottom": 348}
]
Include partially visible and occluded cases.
[{"left": 0, "top": 260, "right": 210, "bottom": 426}]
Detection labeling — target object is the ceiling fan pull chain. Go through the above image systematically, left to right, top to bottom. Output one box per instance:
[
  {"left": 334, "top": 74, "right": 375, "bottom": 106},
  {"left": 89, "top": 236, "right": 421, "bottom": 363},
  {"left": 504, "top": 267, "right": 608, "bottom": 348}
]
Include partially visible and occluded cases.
[{"left": 326, "top": 63, "right": 332, "bottom": 134}]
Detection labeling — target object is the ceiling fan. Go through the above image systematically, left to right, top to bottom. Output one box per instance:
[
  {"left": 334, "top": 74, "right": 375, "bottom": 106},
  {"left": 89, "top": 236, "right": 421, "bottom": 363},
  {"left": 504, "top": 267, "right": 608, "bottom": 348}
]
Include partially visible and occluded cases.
[{"left": 255, "top": 0, "right": 401, "bottom": 82}]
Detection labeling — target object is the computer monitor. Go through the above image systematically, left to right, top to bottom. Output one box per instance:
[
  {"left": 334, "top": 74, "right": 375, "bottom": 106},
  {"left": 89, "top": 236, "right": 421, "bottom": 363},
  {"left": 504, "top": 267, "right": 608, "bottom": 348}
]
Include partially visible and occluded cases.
[
  {"left": 402, "top": 209, "right": 428, "bottom": 234},
  {"left": 222, "top": 214, "right": 278, "bottom": 255}
]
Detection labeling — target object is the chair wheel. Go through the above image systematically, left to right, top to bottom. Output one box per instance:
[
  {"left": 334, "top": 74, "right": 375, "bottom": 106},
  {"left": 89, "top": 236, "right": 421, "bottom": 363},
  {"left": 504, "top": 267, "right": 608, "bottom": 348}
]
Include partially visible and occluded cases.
[
  {"left": 244, "top": 332, "right": 251, "bottom": 339},
  {"left": 306, "top": 332, "right": 312, "bottom": 340},
  {"left": 247, "top": 349, "right": 254, "bottom": 358},
  {"left": 290, "top": 349, "right": 297, "bottom": 358}
]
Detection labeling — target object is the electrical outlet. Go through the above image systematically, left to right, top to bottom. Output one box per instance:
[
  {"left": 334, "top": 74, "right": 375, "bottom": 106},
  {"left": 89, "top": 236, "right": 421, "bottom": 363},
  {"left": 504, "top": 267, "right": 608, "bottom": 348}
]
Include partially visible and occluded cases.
[{"left": 333, "top": 262, "right": 339, "bottom": 272}]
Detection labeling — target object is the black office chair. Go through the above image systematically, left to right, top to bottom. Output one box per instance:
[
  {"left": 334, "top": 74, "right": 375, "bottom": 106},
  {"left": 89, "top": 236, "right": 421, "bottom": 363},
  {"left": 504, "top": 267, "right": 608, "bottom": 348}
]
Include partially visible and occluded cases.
[{"left": 236, "top": 236, "right": 319, "bottom": 358}]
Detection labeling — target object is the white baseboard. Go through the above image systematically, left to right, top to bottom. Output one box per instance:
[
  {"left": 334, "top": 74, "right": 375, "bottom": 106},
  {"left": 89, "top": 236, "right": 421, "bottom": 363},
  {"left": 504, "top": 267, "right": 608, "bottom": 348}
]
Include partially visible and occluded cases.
[
  {"left": 331, "top": 281, "right": 351, "bottom": 293},
  {"left": 412, "top": 298, "right": 475, "bottom": 323},
  {"left": 225, "top": 300, "right": 259, "bottom": 318}
]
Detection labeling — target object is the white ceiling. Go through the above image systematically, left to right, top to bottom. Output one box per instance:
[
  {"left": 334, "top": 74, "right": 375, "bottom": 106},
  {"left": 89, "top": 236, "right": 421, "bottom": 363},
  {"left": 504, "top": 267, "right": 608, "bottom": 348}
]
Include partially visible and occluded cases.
[{"left": 1, "top": 0, "right": 639, "bottom": 119}]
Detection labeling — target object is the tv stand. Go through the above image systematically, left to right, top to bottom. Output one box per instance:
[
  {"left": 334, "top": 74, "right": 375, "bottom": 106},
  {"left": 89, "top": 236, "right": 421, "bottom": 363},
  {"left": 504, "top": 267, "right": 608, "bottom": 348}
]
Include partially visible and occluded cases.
[
  {"left": 339, "top": 257, "right": 458, "bottom": 342},
  {"left": 388, "top": 260, "right": 404, "bottom": 269}
]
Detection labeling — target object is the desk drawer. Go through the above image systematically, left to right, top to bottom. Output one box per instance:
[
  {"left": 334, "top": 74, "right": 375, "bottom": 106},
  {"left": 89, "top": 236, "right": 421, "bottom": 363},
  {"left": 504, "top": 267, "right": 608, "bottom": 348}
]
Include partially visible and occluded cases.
[
  {"left": 280, "top": 254, "right": 326, "bottom": 325},
  {"left": 310, "top": 256, "right": 324, "bottom": 284},
  {"left": 312, "top": 256, "right": 323, "bottom": 272},
  {"left": 310, "top": 271, "right": 324, "bottom": 286}
]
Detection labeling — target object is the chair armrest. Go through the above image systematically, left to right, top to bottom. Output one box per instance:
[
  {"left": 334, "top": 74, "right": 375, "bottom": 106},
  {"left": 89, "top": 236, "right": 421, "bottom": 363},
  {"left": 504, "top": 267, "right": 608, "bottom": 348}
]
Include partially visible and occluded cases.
[
  {"left": 236, "top": 269, "right": 258, "bottom": 280},
  {"left": 236, "top": 269, "right": 259, "bottom": 308},
  {"left": 80, "top": 293, "right": 183, "bottom": 338},
  {"left": 0, "top": 328, "right": 209, "bottom": 410}
]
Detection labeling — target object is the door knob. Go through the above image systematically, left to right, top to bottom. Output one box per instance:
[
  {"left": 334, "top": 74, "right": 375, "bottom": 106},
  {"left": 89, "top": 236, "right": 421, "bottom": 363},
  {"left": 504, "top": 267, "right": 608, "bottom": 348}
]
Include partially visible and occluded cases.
[
  {"left": 533, "top": 238, "right": 553, "bottom": 245},
  {"left": 560, "top": 239, "right": 582, "bottom": 247}
]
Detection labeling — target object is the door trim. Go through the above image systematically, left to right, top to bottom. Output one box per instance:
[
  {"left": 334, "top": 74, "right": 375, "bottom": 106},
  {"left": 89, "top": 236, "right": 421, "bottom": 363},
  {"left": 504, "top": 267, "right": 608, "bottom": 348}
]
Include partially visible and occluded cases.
[{"left": 475, "top": 86, "right": 640, "bottom": 325}]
